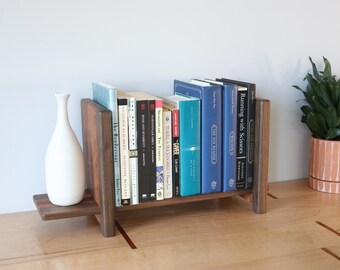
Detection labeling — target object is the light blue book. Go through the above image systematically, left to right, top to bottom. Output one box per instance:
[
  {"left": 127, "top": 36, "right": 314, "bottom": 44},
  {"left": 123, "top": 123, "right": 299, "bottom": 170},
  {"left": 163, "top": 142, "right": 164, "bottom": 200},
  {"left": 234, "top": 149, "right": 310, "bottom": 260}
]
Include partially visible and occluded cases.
[
  {"left": 174, "top": 80, "right": 222, "bottom": 194},
  {"left": 92, "top": 82, "right": 121, "bottom": 207},
  {"left": 162, "top": 95, "right": 201, "bottom": 196}
]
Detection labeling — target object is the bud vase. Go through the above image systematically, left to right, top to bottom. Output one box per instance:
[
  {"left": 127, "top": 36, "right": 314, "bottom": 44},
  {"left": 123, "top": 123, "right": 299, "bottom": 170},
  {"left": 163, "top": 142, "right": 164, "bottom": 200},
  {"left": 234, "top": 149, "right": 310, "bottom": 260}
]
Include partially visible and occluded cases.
[{"left": 45, "top": 92, "right": 85, "bottom": 206}]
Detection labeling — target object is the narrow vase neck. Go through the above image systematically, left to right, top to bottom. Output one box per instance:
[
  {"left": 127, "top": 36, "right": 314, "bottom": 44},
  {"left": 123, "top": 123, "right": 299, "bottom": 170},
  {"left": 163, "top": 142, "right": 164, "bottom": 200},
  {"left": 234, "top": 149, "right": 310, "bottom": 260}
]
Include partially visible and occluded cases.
[{"left": 55, "top": 92, "right": 70, "bottom": 127}]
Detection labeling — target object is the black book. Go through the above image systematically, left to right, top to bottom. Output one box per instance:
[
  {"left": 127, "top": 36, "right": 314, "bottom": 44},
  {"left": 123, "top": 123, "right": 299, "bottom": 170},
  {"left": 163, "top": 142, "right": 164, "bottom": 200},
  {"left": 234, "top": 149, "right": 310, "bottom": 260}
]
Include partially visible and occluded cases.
[
  {"left": 135, "top": 98, "right": 150, "bottom": 202},
  {"left": 148, "top": 100, "right": 157, "bottom": 201}
]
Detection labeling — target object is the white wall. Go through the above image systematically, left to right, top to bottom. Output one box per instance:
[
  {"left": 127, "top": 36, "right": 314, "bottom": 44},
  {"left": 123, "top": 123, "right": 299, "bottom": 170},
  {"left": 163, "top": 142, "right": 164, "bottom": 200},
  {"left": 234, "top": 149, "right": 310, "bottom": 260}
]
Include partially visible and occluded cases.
[{"left": 1, "top": 0, "right": 340, "bottom": 214}]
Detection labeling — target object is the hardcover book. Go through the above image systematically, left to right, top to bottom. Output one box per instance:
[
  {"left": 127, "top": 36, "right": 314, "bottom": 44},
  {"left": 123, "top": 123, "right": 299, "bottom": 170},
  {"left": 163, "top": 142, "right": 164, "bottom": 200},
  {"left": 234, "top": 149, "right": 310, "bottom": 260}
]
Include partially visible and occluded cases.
[
  {"left": 218, "top": 78, "right": 256, "bottom": 190},
  {"left": 203, "top": 79, "right": 237, "bottom": 192},
  {"left": 174, "top": 80, "right": 222, "bottom": 194},
  {"left": 92, "top": 82, "right": 121, "bottom": 207},
  {"left": 162, "top": 94, "right": 201, "bottom": 196}
]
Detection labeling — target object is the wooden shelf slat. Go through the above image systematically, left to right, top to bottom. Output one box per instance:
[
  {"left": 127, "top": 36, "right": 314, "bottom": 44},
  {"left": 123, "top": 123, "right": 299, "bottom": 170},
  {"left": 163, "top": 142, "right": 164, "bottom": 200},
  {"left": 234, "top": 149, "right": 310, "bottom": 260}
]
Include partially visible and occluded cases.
[
  {"left": 116, "top": 189, "right": 252, "bottom": 211},
  {"left": 33, "top": 190, "right": 100, "bottom": 221}
]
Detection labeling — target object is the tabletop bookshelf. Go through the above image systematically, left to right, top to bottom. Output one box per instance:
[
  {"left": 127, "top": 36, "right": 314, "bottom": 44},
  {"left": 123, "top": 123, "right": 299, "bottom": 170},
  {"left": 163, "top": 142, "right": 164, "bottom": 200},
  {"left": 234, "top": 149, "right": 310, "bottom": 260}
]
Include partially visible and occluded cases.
[{"left": 33, "top": 98, "right": 270, "bottom": 237}]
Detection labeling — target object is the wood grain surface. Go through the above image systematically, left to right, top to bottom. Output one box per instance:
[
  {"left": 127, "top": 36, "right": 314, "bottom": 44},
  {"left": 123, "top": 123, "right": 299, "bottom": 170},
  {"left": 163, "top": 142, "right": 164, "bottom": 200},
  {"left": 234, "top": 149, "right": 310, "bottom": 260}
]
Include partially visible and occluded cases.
[{"left": 4, "top": 180, "right": 340, "bottom": 269}]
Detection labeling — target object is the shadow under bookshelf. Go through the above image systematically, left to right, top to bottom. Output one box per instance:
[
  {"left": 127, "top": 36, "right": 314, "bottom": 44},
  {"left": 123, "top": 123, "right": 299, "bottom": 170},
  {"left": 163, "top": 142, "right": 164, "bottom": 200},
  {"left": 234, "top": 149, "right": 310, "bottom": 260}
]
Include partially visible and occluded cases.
[{"left": 33, "top": 97, "right": 270, "bottom": 237}]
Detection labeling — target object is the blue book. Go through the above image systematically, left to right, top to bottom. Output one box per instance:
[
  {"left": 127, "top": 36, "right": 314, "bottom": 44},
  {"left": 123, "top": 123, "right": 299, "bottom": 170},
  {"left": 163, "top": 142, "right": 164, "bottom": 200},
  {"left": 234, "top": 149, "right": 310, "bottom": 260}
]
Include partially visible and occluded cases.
[
  {"left": 218, "top": 78, "right": 256, "bottom": 190},
  {"left": 200, "top": 79, "right": 238, "bottom": 192},
  {"left": 174, "top": 80, "right": 222, "bottom": 194},
  {"left": 92, "top": 82, "right": 121, "bottom": 207},
  {"left": 222, "top": 84, "right": 237, "bottom": 191},
  {"left": 162, "top": 95, "right": 201, "bottom": 196}
]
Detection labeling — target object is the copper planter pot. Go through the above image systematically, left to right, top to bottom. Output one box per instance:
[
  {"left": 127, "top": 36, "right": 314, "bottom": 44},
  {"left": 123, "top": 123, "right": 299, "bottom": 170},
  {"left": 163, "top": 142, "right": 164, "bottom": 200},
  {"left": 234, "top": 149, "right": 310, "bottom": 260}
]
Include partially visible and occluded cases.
[{"left": 309, "top": 136, "right": 340, "bottom": 193}]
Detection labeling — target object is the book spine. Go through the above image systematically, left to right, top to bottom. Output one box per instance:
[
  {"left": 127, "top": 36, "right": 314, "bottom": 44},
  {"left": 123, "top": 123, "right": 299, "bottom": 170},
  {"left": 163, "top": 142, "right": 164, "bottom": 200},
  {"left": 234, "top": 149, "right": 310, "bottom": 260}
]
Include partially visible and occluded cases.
[
  {"left": 174, "top": 81, "right": 222, "bottom": 193},
  {"left": 92, "top": 84, "right": 121, "bottom": 207},
  {"left": 222, "top": 85, "right": 237, "bottom": 192},
  {"left": 246, "top": 85, "right": 256, "bottom": 189},
  {"left": 236, "top": 87, "right": 248, "bottom": 190},
  {"left": 128, "top": 97, "right": 139, "bottom": 205},
  {"left": 118, "top": 98, "right": 130, "bottom": 205},
  {"left": 136, "top": 100, "right": 149, "bottom": 202},
  {"left": 149, "top": 100, "right": 156, "bottom": 201},
  {"left": 155, "top": 100, "right": 164, "bottom": 200},
  {"left": 179, "top": 100, "right": 201, "bottom": 196},
  {"left": 112, "top": 107, "right": 122, "bottom": 207},
  {"left": 163, "top": 109, "right": 173, "bottom": 199},
  {"left": 172, "top": 109, "right": 180, "bottom": 196}
]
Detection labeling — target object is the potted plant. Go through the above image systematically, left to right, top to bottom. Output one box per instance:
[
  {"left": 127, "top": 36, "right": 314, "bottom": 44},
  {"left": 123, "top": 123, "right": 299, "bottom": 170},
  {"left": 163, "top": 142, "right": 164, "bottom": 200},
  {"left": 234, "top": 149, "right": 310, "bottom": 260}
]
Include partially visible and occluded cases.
[{"left": 294, "top": 57, "right": 340, "bottom": 193}]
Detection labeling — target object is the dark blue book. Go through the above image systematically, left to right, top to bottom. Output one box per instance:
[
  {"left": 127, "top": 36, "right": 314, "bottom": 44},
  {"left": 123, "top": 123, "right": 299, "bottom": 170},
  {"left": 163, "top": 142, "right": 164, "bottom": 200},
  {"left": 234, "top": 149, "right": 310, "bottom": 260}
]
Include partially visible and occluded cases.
[
  {"left": 218, "top": 78, "right": 256, "bottom": 190},
  {"left": 204, "top": 79, "right": 238, "bottom": 192},
  {"left": 174, "top": 80, "right": 222, "bottom": 194},
  {"left": 221, "top": 84, "right": 237, "bottom": 191}
]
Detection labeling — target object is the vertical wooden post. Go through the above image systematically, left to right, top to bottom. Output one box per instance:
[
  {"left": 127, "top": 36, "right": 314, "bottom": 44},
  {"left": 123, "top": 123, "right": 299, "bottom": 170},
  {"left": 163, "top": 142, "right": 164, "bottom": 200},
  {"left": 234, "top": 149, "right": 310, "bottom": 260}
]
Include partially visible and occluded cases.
[
  {"left": 252, "top": 98, "right": 270, "bottom": 214},
  {"left": 81, "top": 99, "right": 115, "bottom": 237}
]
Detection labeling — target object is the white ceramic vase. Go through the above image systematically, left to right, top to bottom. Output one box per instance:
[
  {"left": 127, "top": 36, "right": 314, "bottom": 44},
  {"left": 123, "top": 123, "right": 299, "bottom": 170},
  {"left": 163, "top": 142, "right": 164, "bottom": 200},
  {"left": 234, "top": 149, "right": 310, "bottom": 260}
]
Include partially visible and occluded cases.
[{"left": 45, "top": 92, "right": 85, "bottom": 206}]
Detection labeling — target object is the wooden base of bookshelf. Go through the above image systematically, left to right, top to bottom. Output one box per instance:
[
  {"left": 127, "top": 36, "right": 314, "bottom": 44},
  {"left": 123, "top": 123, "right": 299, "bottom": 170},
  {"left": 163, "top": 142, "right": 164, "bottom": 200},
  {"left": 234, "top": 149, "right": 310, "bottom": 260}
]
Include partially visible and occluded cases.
[
  {"left": 33, "top": 98, "right": 270, "bottom": 237},
  {"left": 33, "top": 190, "right": 100, "bottom": 221}
]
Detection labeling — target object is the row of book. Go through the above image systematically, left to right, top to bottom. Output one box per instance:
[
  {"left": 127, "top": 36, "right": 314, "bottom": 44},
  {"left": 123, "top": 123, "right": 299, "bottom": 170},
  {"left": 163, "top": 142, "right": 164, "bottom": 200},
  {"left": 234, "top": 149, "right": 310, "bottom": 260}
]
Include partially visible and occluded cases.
[{"left": 92, "top": 78, "right": 255, "bottom": 207}]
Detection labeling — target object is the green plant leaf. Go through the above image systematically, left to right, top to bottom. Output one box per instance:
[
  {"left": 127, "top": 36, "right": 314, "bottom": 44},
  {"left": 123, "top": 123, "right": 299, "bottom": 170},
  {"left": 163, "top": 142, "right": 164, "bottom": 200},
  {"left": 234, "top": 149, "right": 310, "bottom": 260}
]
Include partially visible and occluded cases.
[
  {"left": 309, "top": 57, "right": 321, "bottom": 81},
  {"left": 323, "top": 57, "right": 333, "bottom": 82},
  {"left": 305, "top": 73, "right": 318, "bottom": 91},
  {"left": 315, "top": 82, "right": 332, "bottom": 107},
  {"left": 334, "top": 83, "right": 340, "bottom": 109},
  {"left": 293, "top": 85, "right": 304, "bottom": 91},
  {"left": 300, "top": 105, "right": 312, "bottom": 116},
  {"left": 326, "top": 106, "right": 338, "bottom": 129},
  {"left": 306, "top": 112, "right": 327, "bottom": 138},
  {"left": 326, "top": 128, "right": 340, "bottom": 140}
]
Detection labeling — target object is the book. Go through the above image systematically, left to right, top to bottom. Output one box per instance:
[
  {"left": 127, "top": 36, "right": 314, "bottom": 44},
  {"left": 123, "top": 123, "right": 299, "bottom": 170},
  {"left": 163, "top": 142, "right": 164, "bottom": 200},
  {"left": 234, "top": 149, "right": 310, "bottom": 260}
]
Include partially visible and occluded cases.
[
  {"left": 218, "top": 78, "right": 256, "bottom": 190},
  {"left": 203, "top": 79, "right": 237, "bottom": 192},
  {"left": 174, "top": 80, "right": 222, "bottom": 194},
  {"left": 92, "top": 82, "right": 121, "bottom": 207},
  {"left": 117, "top": 90, "right": 139, "bottom": 205},
  {"left": 130, "top": 92, "right": 157, "bottom": 201},
  {"left": 133, "top": 93, "right": 164, "bottom": 200},
  {"left": 162, "top": 94, "right": 201, "bottom": 196},
  {"left": 134, "top": 96, "right": 150, "bottom": 202},
  {"left": 117, "top": 97, "right": 130, "bottom": 205},
  {"left": 154, "top": 98, "right": 164, "bottom": 200},
  {"left": 163, "top": 102, "right": 180, "bottom": 197},
  {"left": 163, "top": 107, "right": 173, "bottom": 199}
]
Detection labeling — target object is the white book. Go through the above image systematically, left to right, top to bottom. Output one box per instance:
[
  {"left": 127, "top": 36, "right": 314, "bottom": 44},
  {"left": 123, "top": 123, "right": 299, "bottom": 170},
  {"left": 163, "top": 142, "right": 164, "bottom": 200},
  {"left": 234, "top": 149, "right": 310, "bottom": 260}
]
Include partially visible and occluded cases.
[
  {"left": 118, "top": 90, "right": 139, "bottom": 205},
  {"left": 127, "top": 96, "right": 139, "bottom": 205},
  {"left": 118, "top": 97, "right": 131, "bottom": 205},
  {"left": 155, "top": 99, "right": 164, "bottom": 200},
  {"left": 163, "top": 108, "right": 173, "bottom": 199}
]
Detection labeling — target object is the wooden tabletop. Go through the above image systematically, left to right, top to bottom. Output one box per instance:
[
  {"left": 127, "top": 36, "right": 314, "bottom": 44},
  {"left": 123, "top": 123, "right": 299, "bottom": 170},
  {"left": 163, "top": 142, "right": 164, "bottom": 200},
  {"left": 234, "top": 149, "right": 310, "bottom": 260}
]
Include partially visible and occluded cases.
[{"left": 1, "top": 179, "right": 339, "bottom": 269}]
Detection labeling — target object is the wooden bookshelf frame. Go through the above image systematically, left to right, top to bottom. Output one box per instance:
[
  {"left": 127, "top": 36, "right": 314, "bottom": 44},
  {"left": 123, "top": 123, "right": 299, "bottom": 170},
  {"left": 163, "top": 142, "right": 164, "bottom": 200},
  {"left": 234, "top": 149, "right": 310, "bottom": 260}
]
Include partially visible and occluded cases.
[{"left": 34, "top": 98, "right": 270, "bottom": 237}]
